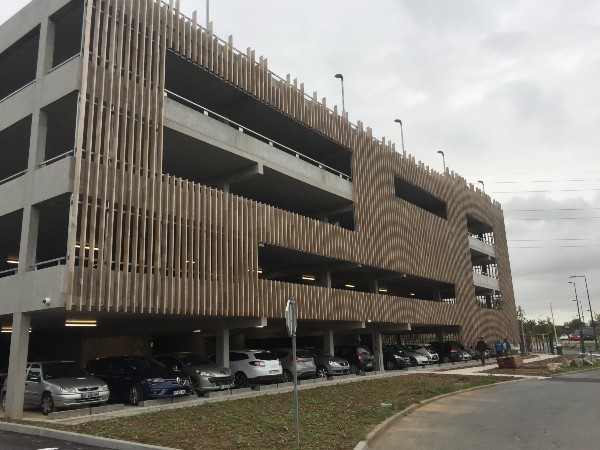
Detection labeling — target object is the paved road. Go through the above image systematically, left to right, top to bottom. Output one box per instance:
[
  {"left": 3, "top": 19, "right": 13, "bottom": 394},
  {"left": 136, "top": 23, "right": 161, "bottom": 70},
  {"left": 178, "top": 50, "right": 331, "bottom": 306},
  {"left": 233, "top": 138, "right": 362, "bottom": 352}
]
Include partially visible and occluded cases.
[
  {"left": 372, "top": 369, "right": 600, "bottom": 449},
  {"left": 0, "top": 430, "right": 104, "bottom": 450}
]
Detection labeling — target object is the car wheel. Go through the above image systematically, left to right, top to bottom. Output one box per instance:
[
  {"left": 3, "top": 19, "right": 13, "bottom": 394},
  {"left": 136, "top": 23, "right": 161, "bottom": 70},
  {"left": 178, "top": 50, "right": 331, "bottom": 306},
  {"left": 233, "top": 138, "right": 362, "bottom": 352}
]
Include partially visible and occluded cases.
[
  {"left": 442, "top": 356, "right": 450, "bottom": 363},
  {"left": 409, "top": 358, "right": 418, "bottom": 367},
  {"left": 384, "top": 360, "right": 396, "bottom": 371},
  {"left": 349, "top": 364, "right": 359, "bottom": 375},
  {"left": 316, "top": 366, "right": 328, "bottom": 378},
  {"left": 282, "top": 369, "right": 293, "bottom": 383},
  {"left": 234, "top": 371, "right": 248, "bottom": 388},
  {"left": 190, "top": 378, "right": 202, "bottom": 396},
  {"left": 128, "top": 384, "right": 143, "bottom": 406},
  {"left": 41, "top": 393, "right": 55, "bottom": 415}
]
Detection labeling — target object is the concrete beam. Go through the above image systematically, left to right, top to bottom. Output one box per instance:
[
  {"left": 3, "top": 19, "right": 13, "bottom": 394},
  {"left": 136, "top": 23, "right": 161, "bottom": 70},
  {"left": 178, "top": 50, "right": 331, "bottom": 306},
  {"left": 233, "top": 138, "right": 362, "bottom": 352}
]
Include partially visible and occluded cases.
[{"left": 205, "top": 162, "right": 264, "bottom": 188}]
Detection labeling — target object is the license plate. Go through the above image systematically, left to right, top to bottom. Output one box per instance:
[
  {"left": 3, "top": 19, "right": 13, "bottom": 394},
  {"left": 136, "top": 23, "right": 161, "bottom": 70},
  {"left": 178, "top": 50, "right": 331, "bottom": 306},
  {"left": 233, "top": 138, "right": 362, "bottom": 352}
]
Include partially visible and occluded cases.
[
  {"left": 269, "top": 370, "right": 279, "bottom": 374},
  {"left": 220, "top": 384, "right": 230, "bottom": 390},
  {"left": 173, "top": 390, "right": 186, "bottom": 396},
  {"left": 81, "top": 392, "right": 99, "bottom": 399}
]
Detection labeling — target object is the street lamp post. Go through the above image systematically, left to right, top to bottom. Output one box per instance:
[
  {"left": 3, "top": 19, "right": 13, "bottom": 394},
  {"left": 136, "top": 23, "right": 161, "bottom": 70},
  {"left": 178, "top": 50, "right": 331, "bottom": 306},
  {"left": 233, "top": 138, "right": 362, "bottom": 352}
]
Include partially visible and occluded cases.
[
  {"left": 334, "top": 74, "right": 345, "bottom": 114},
  {"left": 394, "top": 119, "right": 405, "bottom": 153},
  {"left": 437, "top": 150, "right": 446, "bottom": 173},
  {"left": 477, "top": 180, "right": 485, "bottom": 194},
  {"left": 570, "top": 275, "right": 597, "bottom": 350},
  {"left": 569, "top": 281, "right": 585, "bottom": 353}
]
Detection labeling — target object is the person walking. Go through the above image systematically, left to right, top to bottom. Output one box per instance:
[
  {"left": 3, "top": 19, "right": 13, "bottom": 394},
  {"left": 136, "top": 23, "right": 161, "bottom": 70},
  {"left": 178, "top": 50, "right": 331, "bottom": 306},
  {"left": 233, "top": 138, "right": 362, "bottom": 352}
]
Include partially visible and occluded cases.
[
  {"left": 475, "top": 337, "right": 487, "bottom": 366},
  {"left": 503, "top": 338, "right": 511, "bottom": 356}
]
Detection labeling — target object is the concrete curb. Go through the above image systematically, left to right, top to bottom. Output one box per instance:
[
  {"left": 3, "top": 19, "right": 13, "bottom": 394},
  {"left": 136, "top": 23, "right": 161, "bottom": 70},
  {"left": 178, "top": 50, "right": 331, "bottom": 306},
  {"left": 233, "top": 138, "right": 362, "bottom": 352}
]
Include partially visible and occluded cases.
[
  {"left": 354, "top": 377, "right": 532, "bottom": 450},
  {"left": 0, "top": 421, "right": 175, "bottom": 450}
]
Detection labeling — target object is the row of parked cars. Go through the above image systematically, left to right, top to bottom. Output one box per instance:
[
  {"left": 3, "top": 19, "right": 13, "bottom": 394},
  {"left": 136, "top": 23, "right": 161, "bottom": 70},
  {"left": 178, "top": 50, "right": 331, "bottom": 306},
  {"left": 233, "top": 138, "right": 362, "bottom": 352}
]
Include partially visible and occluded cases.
[{"left": 0, "top": 342, "right": 448, "bottom": 415}]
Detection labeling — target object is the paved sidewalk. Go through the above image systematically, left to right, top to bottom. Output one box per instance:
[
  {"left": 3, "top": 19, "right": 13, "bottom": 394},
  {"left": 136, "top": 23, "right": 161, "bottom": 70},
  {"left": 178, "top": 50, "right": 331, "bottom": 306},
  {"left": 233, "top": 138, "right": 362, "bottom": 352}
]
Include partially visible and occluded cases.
[{"left": 421, "top": 353, "right": 560, "bottom": 378}]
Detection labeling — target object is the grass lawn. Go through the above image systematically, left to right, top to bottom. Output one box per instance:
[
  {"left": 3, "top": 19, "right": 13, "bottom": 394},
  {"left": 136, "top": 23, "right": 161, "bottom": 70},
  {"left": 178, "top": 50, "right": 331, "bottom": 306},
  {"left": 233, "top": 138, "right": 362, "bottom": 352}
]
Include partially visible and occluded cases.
[
  {"left": 484, "top": 356, "right": 600, "bottom": 377},
  {"left": 7, "top": 373, "right": 511, "bottom": 450}
]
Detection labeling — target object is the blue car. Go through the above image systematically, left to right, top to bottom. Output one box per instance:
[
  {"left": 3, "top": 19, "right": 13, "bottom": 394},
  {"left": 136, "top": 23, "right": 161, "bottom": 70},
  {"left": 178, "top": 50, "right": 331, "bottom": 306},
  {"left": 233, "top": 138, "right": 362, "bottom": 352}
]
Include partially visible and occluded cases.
[{"left": 85, "top": 356, "right": 192, "bottom": 405}]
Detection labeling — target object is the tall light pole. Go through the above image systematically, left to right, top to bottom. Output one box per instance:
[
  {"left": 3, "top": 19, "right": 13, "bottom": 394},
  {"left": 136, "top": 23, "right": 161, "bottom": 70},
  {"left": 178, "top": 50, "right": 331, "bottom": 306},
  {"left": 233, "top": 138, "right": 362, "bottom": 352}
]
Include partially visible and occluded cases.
[
  {"left": 334, "top": 74, "right": 345, "bottom": 114},
  {"left": 394, "top": 119, "right": 405, "bottom": 153},
  {"left": 437, "top": 150, "right": 446, "bottom": 173},
  {"left": 477, "top": 180, "right": 485, "bottom": 194},
  {"left": 570, "top": 275, "right": 597, "bottom": 350},
  {"left": 569, "top": 281, "right": 585, "bottom": 353},
  {"left": 517, "top": 305, "right": 527, "bottom": 356}
]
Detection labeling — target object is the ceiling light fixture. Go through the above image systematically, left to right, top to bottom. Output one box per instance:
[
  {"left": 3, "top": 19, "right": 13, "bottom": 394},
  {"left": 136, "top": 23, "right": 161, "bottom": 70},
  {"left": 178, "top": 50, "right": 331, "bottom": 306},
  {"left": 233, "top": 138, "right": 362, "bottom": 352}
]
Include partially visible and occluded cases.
[
  {"left": 7, "top": 259, "right": 19, "bottom": 265},
  {"left": 302, "top": 275, "right": 316, "bottom": 281},
  {"left": 345, "top": 284, "right": 355, "bottom": 288},
  {"left": 378, "top": 288, "right": 388, "bottom": 293},
  {"left": 65, "top": 319, "right": 97, "bottom": 327},
  {"left": 1, "top": 326, "right": 31, "bottom": 333},
  {"left": 193, "top": 329, "right": 202, "bottom": 333}
]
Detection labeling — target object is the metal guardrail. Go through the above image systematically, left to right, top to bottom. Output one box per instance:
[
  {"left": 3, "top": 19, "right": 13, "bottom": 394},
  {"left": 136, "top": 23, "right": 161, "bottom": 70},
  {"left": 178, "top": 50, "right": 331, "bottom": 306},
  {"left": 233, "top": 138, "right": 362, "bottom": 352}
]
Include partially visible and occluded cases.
[
  {"left": 47, "top": 52, "right": 82, "bottom": 74},
  {"left": 0, "top": 79, "right": 36, "bottom": 104},
  {"left": 164, "top": 89, "right": 352, "bottom": 181},
  {"left": 39, "top": 149, "right": 75, "bottom": 168},
  {"left": 0, "top": 170, "right": 27, "bottom": 186},
  {"left": 31, "top": 257, "right": 67, "bottom": 270},
  {"left": 0, "top": 267, "right": 18, "bottom": 276}
]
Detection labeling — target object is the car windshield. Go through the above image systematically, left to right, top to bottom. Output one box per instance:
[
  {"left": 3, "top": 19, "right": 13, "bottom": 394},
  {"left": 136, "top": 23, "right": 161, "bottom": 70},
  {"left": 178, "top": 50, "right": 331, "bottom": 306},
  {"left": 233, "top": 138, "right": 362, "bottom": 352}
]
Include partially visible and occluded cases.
[
  {"left": 357, "top": 345, "right": 371, "bottom": 354},
  {"left": 397, "top": 345, "right": 412, "bottom": 352},
  {"left": 296, "top": 350, "right": 313, "bottom": 358},
  {"left": 253, "top": 351, "right": 277, "bottom": 361},
  {"left": 179, "top": 354, "right": 213, "bottom": 366},
  {"left": 125, "top": 357, "right": 166, "bottom": 371},
  {"left": 42, "top": 362, "right": 87, "bottom": 379}
]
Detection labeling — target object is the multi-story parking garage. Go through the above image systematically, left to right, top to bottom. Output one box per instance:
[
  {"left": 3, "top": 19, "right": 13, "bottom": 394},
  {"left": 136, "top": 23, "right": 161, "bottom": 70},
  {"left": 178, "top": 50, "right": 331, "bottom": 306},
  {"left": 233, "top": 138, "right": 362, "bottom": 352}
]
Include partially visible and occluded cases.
[{"left": 0, "top": 0, "right": 519, "bottom": 418}]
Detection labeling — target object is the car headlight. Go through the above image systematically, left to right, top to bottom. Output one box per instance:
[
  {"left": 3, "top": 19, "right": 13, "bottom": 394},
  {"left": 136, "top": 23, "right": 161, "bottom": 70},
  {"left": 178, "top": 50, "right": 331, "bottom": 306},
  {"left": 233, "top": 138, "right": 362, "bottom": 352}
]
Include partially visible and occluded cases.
[
  {"left": 393, "top": 355, "right": 401, "bottom": 359},
  {"left": 329, "top": 361, "right": 341, "bottom": 366},
  {"left": 199, "top": 371, "right": 213, "bottom": 377},
  {"left": 146, "top": 378, "right": 165, "bottom": 384},
  {"left": 100, "top": 384, "right": 109, "bottom": 391},
  {"left": 59, "top": 387, "right": 77, "bottom": 393}
]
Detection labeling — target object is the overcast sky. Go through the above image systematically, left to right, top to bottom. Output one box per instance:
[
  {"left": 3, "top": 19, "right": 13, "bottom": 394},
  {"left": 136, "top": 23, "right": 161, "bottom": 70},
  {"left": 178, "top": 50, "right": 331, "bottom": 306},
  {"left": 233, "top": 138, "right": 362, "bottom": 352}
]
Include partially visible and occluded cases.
[{"left": 2, "top": 1, "right": 599, "bottom": 327}]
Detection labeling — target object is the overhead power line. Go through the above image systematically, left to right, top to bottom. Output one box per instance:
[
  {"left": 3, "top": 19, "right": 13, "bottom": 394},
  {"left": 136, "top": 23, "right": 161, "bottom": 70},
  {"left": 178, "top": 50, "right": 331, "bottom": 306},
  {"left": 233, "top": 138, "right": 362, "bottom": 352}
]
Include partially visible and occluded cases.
[
  {"left": 490, "top": 179, "right": 600, "bottom": 184},
  {"left": 492, "top": 188, "right": 600, "bottom": 194},
  {"left": 507, "top": 208, "right": 600, "bottom": 212},
  {"left": 509, "top": 217, "right": 600, "bottom": 220},
  {"left": 508, "top": 238, "right": 600, "bottom": 241},
  {"left": 510, "top": 244, "right": 600, "bottom": 249}
]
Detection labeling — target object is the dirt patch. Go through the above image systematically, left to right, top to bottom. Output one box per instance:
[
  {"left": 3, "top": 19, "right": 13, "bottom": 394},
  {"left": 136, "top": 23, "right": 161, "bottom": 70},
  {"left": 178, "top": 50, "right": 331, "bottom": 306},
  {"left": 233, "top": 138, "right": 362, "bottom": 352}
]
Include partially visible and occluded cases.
[{"left": 483, "top": 356, "right": 570, "bottom": 377}]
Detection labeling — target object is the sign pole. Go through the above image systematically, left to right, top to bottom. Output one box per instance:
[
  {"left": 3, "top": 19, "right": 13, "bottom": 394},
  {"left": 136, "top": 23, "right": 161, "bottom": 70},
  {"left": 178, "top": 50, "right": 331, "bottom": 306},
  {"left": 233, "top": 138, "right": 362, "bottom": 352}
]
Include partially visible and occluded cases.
[{"left": 286, "top": 298, "right": 299, "bottom": 449}]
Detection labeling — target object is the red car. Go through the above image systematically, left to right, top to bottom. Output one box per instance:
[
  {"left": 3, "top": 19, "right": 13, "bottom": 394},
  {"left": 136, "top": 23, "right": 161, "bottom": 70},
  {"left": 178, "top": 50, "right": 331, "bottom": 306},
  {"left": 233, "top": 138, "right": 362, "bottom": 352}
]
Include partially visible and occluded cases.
[{"left": 568, "top": 334, "right": 580, "bottom": 341}]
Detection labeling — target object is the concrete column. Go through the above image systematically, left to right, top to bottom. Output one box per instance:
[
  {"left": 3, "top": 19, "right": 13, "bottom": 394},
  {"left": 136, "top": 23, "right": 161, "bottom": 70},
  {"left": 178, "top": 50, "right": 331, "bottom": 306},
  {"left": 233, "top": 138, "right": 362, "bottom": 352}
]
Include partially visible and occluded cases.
[
  {"left": 37, "top": 16, "right": 56, "bottom": 77},
  {"left": 18, "top": 205, "right": 39, "bottom": 270},
  {"left": 320, "top": 270, "right": 331, "bottom": 288},
  {"left": 368, "top": 278, "right": 378, "bottom": 293},
  {"left": 5, "top": 312, "right": 31, "bottom": 419},
  {"left": 372, "top": 327, "right": 384, "bottom": 371},
  {"left": 216, "top": 328, "right": 229, "bottom": 367},
  {"left": 323, "top": 329, "right": 334, "bottom": 355},
  {"left": 436, "top": 330, "right": 445, "bottom": 342}
]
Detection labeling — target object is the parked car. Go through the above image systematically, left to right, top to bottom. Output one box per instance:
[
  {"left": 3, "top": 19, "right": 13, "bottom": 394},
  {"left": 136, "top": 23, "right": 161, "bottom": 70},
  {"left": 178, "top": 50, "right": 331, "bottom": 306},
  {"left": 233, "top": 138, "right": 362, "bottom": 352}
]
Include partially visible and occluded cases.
[
  {"left": 569, "top": 329, "right": 595, "bottom": 341},
  {"left": 559, "top": 334, "right": 569, "bottom": 340},
  {"left": 568, "top": 334, "right": 581, "bottom": 341},
  {"left": 429, "top": 341, "right": 469, "bottom": 363},
  {"left": 404, "top": 343, "right": 439, "bottom": 363},
  {"left": 382, "top": 344, "right": 410, "bottom": 370},
  {"left": 395, "top": 344, "right": 431, "bottom": 366},
  {"left": 334, "top": 345, "right": 375, "bottom": 374},
  {"left": 304, "top": 347, "right": 350, "bottom": 378},
  {"left": 272, "top": 348, "right": 316, "bottom": 382},
  {"left": 228, "top": 350, "right": 283, "bottom": 388},
  {"left": 153, "top": 352, "right": 234, "bottom": 395},
  {"left": 85, "top": 356, "right": 192, "bottom": 405},
  {"left": 1, "top": 361, "right": 109, "bottom": 415}
]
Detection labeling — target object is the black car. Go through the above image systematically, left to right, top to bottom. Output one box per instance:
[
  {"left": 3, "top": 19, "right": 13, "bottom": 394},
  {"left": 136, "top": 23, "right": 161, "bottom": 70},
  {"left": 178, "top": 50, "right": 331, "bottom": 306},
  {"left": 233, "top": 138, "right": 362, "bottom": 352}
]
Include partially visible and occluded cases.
[
  {"left": 429, "top": 341, "right": 468, "bottom": 363},
  {"left": 382, "top": 344, "right": 410, "bottom": 370},
  {"left": 334, "top": 345, "right": 375, "bottom": 374},
  {"left": 85, "top": 356, "right": 192, "bottom": 405}
]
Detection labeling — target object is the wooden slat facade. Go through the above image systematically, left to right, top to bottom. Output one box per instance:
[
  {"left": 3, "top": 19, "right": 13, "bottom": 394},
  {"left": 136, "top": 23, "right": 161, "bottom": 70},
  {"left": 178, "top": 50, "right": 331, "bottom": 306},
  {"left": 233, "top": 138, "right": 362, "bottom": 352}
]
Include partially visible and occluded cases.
[{"left": 66, "top": 0, "right": 519, "bottom": 344}]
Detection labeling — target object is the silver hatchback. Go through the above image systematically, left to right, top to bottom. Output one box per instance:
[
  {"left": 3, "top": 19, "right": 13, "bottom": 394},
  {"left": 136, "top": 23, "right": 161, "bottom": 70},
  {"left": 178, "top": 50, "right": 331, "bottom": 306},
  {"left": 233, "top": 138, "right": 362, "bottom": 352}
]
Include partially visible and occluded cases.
[
  {"left": 273, "top": 348, "right": 317, "bottom": 382},
  {"left": 1, "top": 361, "right": 109, "bottom": 415}
]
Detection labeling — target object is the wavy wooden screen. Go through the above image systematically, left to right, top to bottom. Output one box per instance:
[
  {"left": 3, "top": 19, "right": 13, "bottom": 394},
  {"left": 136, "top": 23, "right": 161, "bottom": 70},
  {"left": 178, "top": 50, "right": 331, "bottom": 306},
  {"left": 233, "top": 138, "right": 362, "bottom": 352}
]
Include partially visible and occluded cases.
[{"left": 66, "top": 0, "right": 518, "bottom": 344}]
